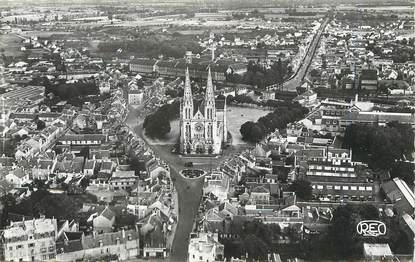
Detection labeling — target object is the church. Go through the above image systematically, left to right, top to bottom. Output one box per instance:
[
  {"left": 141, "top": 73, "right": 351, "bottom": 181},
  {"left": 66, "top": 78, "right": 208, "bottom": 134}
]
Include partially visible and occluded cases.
[{"left": 179, "top": 68, "right": 227, "bottom": 155}]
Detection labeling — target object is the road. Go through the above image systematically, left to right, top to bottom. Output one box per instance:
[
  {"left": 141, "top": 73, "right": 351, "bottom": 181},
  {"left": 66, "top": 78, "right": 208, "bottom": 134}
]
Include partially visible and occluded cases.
[
  {"left": 278, "top": 17, "right": 330, "bottom": 92},
  {"left": 125, "top": 106, "right": 205, "bottom": 262}
]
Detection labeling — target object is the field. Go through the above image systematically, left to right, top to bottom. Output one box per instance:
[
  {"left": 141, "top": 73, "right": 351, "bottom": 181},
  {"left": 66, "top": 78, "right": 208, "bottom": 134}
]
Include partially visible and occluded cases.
[
  {"left": 0, "top": 34, "right": 24, "bottom": 57},
  {"left": 145, "top": 105, "right": 271, "bottom": 145}
]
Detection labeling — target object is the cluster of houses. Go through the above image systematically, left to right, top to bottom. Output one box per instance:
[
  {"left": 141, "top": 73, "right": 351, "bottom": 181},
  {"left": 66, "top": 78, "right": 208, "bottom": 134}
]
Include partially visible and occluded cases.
[
  {"left": 309, "top": 18, "right": 415, "bottom": 95},
  {"left": 0, "top": 37, "right": 181, "bottom": 260},
  {"left": 186, "top": 92, "right": 415, "bottom": 261},
  {"left": 299, "top": 95, "right": 415, "bottom": 136}
]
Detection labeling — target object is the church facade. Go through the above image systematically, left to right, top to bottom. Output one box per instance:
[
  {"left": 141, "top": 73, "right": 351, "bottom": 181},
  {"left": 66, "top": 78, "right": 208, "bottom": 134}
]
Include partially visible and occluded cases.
[{"left": 179, "top": 68, "right": 227, "bottom": 155}]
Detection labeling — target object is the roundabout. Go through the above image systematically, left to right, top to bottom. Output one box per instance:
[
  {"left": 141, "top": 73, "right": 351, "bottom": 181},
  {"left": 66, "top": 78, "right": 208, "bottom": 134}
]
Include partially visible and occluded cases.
[{"left": 180, "top": 169, "right": 206, "bottom": 179}]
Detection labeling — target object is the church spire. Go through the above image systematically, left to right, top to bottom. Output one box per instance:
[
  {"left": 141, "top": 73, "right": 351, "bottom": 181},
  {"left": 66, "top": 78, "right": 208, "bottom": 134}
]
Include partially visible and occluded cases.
[
  {"left": 183, "top": 67, "right": 193, "bottom": 103},
  {"left": 205, "top": 67, "right": 215, "bottom": 102},
  {"left": 182, "top": 68, "right": 193, "bottom": 120}
]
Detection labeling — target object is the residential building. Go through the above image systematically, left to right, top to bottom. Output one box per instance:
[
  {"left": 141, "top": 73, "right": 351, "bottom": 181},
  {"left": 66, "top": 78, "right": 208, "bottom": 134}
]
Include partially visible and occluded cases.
[
  {"left": 128, "top": 90, "right": 144, "bottom": 105},
  {"left": 59, "top": 134, "right": 107, "bottom": 146},
  {"left": 5, "top": 168, "right": 30, "bottom": 188},
  {"left": 110, "top": 171, "right": 137, "bottom": 190},
  {"left": 381, "top": 178, "right": 415, "bottom": 215},
  {"left": 93, "top": 207, "right": 115, "bottom": 233},
  {"left": 1, "top": 217, "right": 57, "bottom": 262},
  {"left": 56, "top": 229, "right": 140, "bottom": 261},
  {"left": 188, "top": 233, "right": 224, "bottom": 262},
  {"left": 363, "top": 243, "right": 394, "bottom": 262}
]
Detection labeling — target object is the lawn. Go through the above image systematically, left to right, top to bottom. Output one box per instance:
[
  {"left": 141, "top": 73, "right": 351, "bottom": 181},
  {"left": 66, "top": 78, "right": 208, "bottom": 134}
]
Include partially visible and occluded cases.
[{"left": 226, "top": 106, "right": 271, "bottom": 145}]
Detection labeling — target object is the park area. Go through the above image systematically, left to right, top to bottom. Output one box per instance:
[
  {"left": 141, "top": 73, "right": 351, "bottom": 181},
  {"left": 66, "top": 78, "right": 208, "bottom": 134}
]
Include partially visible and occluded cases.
[{"left": 144, "top": 105, "right": 271, "bottom": 146}]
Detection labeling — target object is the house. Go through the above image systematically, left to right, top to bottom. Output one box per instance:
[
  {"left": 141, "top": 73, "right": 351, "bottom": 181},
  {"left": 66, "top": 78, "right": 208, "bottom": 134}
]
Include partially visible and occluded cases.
[
  {"left": 227, "top": 63, "right": 247, "bottom": 75},
  {"left": 99, "top": 81, "right": 110, "bottom": 94},
  {"left": 128, "top": 89, "right": 144, "bottom": 105},
  {"left": 261, "top": 90, "right": 276, "bottom": 101},
  {"left": 293, "top": 90, "right": 318, "bottom": 108},
  {"left": 38, "top": 112, "right": 62, "bottom": 124},
  {"left": 59, "top": 134, "right": 106, "bottom": 146},
  {"left": 15, "top": 138, "right": 42, "bottom": 159},
  {"left": 90, "top": 149, "right": 111, "bottom": 162},
  {"left": 55, "top": 156, "right": 84, "bottom": 177},
  {"left": 32, "top": 159, "right": 56, "bottom": 180},
  {"left": 146, "top": 159, "right": 169, "bottom": 181},
  {"left": 83, "top": 160, "right": 96, "bottom": 176},
  {"left": 100, "top": 160, "right": 115, "bottom": 174},
  {"left": 5, "top": 168, "right": 29, "bottom": 187},
  {"left": 110, "top": 171, "right": 137, "bottom": 190},
  {"left": 90, "top": 173, "right": 111, "bottom": 188},
  {"left": 381, "top": 178, "right": 415, "bottom": 215},
  {"left": 250, "top": 185, "right": 270, "bottom": 204},
  {"left": 93, "top": 206, "right": 115, "bottom": 233},
  {"left": 141, "top": 211, "right": 168, "bottom": 259},
  {"left": 1, "top": 217, "right": 57, "bottom": 262},
  {"left": 56, "top": 229, "right": 140, "bottom": 261},
  {"left": 188, "top": 233, "right": 224, "bottom": 262},
  {"left": 363, "top": 243, "right": 394, "bottom": 262}
]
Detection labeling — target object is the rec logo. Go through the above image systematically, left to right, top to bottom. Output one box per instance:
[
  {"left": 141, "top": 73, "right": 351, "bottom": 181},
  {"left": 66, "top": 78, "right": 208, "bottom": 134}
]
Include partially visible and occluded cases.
[{"left": 356, "top": 220, "right": 386, "bottom": 237}]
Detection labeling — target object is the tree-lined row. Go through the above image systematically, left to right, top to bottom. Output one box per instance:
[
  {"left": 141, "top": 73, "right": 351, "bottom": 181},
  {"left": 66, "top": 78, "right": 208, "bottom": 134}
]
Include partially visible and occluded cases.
[{"left": 240, "top": 103, "right": 308, "bottom": 143}]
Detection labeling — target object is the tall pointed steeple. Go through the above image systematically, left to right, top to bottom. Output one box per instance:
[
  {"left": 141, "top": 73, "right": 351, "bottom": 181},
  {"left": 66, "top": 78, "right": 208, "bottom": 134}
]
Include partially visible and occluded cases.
[
  {"left": 184, "top": 67, "right": 192, "bottom": 103},
  {"left": 204, "top": 67, "right": 216, "bottom": 120},
  {"left": 205, "top": 67, "right": 215, "bottom": 104},
  {"left": 182, "top": 68, "right": 193, "bottom": 120}
]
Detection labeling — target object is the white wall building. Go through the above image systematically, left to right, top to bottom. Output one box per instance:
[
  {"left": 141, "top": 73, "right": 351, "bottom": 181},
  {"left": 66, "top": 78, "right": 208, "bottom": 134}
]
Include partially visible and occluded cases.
[
  {"left": 1, "top": 217, "right": 57, "bottom": 262},
  {"left": 188, "top": 233, "right": 224, "bottom": 262}
]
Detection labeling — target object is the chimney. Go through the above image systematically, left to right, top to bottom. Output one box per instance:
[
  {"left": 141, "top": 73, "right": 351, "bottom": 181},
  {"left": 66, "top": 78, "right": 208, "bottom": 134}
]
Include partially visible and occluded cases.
[
  {"left": 355, "top": 93, "right": 358, "bottom": 103},
  {"left": 122, "top": 228, "right": 126, "bottom": 239}
]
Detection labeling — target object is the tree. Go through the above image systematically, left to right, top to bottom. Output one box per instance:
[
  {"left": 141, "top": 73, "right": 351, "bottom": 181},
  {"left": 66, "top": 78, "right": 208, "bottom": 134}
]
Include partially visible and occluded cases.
[
  {"left": 225, "top": 95, "right": 234, "bottom": 105},
  {"left": 240, "top": 102, "right": 308, "bottom": 142},
  {"left": 144, "top": 111, "right": 171, "bottom": 138},
  {"left": 36, "top": 120, "right": 46, "bottom": 130},
  {"left": 240, "top": 121, "right": 264, "bottom": 143},
  {"left": 343, "top": 123, "right": 414, "bottom": 171},
  {"left": 390, "top": 161, "right": 414, "bottom": 186},
  {"left": 80, "top": 178, "right": 90, "bottom": 188},
  {"left": 288, "top": 179, "right": 313, "bottom": 200},
  {"left": 6, "top": 190, "right": 88, "bottom": 221},
  {"left": 325, "top": 204, "right": 380, "bottom": 259},
  {"left": 116, "top": 213, "right": 138, "bottom": 229}
]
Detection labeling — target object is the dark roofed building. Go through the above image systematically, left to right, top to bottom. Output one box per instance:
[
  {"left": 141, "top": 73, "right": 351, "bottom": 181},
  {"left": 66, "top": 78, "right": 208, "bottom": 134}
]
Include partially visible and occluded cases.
[
  {"left": 360, "top": 69, "right": 378, "bottom": 90},
  {"left": 381, "top": 178, "right": 415, "bottom": 215}
]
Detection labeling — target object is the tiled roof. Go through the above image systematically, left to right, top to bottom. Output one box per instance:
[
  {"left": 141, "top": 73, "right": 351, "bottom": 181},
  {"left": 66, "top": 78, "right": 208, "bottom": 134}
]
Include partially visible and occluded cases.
[
  {"left": 251, "top": 185, "right": 269, "bottom": 194},
  {"left": 100, "top": 206, "right": 115, "bottom": 221}
]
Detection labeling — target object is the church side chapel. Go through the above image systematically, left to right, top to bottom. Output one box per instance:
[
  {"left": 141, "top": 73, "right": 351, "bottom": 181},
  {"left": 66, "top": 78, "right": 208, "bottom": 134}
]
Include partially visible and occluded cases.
[{"left": 179, "top": 68, "right": 227, "bottom": 155}]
